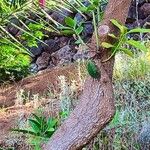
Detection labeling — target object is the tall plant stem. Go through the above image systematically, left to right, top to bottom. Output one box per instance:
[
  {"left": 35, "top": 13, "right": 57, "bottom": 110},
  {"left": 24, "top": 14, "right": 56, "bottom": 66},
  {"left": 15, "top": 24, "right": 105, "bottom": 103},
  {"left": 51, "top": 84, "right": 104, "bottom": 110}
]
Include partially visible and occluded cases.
[{"left": 92, "top": 11, "right": 99, "bottom": 51}]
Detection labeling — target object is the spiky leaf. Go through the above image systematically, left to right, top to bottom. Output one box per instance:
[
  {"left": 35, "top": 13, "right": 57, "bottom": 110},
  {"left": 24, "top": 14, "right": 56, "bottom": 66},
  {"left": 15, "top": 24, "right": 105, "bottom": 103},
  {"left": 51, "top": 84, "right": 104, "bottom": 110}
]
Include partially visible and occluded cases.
[{"left": 12, "top": 128, "right": 38, "bottom": 136}]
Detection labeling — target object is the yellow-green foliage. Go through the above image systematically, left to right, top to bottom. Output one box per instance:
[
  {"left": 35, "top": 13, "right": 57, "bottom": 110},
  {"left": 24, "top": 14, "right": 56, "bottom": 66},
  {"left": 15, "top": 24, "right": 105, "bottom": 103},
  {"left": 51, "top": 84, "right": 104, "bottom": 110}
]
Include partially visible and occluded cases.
[
  {"left": 0, "top": 41, "right": 31, "bottom": 82},
  {"left": 114, "top": 51, "right": 150, "bottom": 80}
]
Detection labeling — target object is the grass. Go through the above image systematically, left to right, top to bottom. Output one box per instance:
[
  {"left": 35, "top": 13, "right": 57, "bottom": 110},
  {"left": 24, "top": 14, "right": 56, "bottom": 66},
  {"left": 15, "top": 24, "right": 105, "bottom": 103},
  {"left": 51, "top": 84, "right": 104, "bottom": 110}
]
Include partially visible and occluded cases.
[{"left": 114, "top": 52, "right": 150, "bottom": 80}]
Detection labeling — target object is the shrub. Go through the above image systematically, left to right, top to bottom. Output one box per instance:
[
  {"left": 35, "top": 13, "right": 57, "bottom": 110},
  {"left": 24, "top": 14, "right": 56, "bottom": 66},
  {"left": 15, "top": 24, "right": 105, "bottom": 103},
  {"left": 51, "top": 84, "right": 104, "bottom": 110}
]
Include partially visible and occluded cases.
[{"left": 0, "top": 40, "right": 31, "bottom": 83}]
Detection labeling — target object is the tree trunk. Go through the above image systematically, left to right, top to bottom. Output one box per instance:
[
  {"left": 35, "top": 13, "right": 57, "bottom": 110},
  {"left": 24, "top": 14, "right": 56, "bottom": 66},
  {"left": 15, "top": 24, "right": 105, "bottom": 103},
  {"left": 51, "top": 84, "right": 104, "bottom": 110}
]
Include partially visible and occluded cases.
[{"left": 44, "top": 0, "right": 132, "bottom": 150}]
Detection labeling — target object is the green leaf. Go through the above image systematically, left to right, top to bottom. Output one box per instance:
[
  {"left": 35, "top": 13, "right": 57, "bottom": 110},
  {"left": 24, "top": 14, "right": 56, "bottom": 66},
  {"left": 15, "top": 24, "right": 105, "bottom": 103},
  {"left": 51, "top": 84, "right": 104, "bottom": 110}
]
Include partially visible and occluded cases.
[
  {"left": 93, "top": 0, "right": 99, "bottom": 6},
  {"left": 87, "top": 4, "right": 96, "bottom": 12},
  {"left": 78, "top": 7, "right": 88, "bottom": 12},
  {"left": 65, "top": 17, "right": 76, "bottom": 28},
  {"left": 110, "top": 19, "right": 127, "bottom": 34},
  {"left": 28, "top": 23, "right": 43, "bottom": 30},
  {"left": 75, "top": 26, "right": 83, "bottom": 35},
  {"left": 127, "top": 28, "right": 150, "bottom": 34},
  {"left": 61, "top": 30, "right": 75, "bottom": 35},
  {"left": 34, "top": 31, "right": 44, "bottom": 39},
  {"left": 108, "top": 33, "right": 118, "bottom": 39},
  {"left": 75, "top": 39, "right": 82, "bottom": 44},
  {"left": 126, "top": 40, "right": 147, "bottom": 52},
  {"left": 101, "top": 42, "right": 115, "bottom": 48},
  {"left": 120, "top": 48, "right": 134, "bottom": 57},
  {"left": 87, "top": 60, "right": 101, "bottom": 79},
  {"left": 109, "top": 109, "right": 120, "bottom": 128},
  {"left": 32, "top": 113, "right": 42, "bottom": 125},
  {"left": 47, "top": 118, "right": 57, "bottom": 129},
  {"left": 28, "top": 119, "right": 41, "bottom": 133},
  {"left": 12, "top": 128, "right": 38, "bottom": 136},
  {"left": 47, "top": 128, "right": 55, "bottom": 132},
  {"left": 45, "top": 130, "right": 55, "bottom": 138}
]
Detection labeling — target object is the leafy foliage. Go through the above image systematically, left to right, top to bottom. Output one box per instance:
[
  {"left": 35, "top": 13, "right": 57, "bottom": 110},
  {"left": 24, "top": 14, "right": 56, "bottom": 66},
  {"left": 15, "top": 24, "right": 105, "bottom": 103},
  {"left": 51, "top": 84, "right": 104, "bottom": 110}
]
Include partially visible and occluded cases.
[
  {"left": 7, "top": 0, "right": 28, "bottom": 8},
  {"left": 59, "top": 16, "right": 84, "bottom": 44},
  {"left": 101, "top": 19, "right": 150, "bottom": 62},
  {"left": 21, "top": 22, "right": 45, "bottom": 47},
  {"left": 0, "top": 40, "right": 30, "bottom": 82},
  {"left": 12, "top": 113, "right": 58, "bottom": 138}
]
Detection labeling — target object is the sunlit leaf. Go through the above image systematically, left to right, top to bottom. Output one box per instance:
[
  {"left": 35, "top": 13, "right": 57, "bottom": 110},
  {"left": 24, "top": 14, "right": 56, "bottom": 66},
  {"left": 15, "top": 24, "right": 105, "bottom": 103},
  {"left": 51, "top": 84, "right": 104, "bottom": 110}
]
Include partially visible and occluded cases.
[
  {"left": 65, "top": 17, "right": 76, "bottom": 28},
  {"left": 110, "top": 19, "right": 127, "bottom": 34},
  {"left": 75, "top": 26, "right": 83, "bottom": 35},
  {"left": 127, "top": 28, "right": 150, "bottom": 34},
  {"left": 61, "top": 29, "right": 75, "bottom": 35},
  {"left": 108, "top": 33, "right": 118, "bottom": 39},
  {"left": 126, "top": 40, "right": 147, "bottom": 52},
  {"left": 101, "top": 42, "right": 115, "bottom": 48},
  {"left": 120, "top": 48, "right": 134, "bottom": 57},
  {"left": 28, "top": 119, "right": 41, "bottom": 133}
]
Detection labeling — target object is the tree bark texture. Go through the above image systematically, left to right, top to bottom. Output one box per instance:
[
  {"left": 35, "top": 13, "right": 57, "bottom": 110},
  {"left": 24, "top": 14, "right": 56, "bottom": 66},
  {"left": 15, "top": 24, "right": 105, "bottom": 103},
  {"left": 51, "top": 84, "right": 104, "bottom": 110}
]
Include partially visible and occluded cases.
[{"left": 44, "top": 0, "right": 132, "bottom": 150}]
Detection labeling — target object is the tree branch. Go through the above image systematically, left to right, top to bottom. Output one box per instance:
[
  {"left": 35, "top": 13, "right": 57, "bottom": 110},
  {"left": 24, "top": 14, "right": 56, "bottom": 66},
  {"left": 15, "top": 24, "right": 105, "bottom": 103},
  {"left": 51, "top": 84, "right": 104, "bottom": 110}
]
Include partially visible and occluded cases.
[{"left": 44, "top": 0, "right": 132, "bottom": 149}]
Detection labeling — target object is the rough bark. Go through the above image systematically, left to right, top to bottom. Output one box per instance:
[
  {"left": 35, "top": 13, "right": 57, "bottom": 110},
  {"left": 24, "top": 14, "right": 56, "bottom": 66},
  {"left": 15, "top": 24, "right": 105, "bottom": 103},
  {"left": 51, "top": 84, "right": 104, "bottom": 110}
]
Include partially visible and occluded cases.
[{"left": 44, "top": 0, "right": 132, "bottom": 150}]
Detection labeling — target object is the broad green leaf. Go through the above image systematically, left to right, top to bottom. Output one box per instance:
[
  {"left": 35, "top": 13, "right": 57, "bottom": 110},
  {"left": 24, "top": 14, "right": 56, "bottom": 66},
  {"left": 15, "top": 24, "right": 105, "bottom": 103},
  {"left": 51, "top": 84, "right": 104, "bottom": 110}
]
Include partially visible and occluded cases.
[
  {"left": 65, "top": 17, "right": 76, "bottom": 28},
  {"left": 110, "top": 19, "right": 127, "bottom": 34},
  {"left": 28, "top": 23, "right": 43, "bottom": 30},
  {"left": 75, "top": 26, "right": 83, "bottom": 35},
  {"left": 127, "top": 28, "right": 150, "bottom": 34},
  {"left": 126, "top": 40, "right": 147, "bottom": 52},
  {"left": 101, "top": 42, "right": 115, "bottom": 48},
  {"left": 120, "top": 48, "right": 134, "bottom": 57},
  {"left": 87, "top": 60, "right": 101, "bottom": 79},
  {"left": 60, "top": 111, "right": 69, "bottom": 118},
  {"left": 32, "top": 113, "right": 42, "bottom": 125},
  {"left": 40, "top": 117, "right": 48, "bottom": 132},
  {"left": 29, "top": 119, "right": 41, "bottom": 133},
  {"left": 45, "top": 130, "right": 55, "bottom": 138}
]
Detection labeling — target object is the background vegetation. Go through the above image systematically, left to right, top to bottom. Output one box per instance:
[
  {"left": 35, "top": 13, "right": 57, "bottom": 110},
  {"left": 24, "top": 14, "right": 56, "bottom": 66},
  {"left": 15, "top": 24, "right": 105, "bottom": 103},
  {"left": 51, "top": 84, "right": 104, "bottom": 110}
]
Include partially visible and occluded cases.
[{"left": 0, "top": 0, "right": 149, "bottom": 150}]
